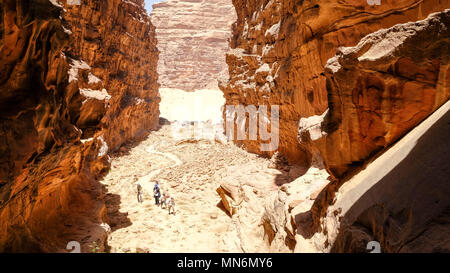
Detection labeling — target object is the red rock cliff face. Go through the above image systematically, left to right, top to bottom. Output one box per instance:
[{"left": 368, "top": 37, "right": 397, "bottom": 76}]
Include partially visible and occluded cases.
[
  {"left": 0, "top": 0, "right": 159, "bottom": 252},
  {"left": 151, "top": 0, "right": 236, "bottom": 91},
  {"left": 220, "top": 0, "right": 449, "bottom": 164},
  {"left": 220, "top": 0, "right": 449, "bottom": 253},
  {"left": 314, "top": 9, "right": 450, "bottom": 177},
  {"left": 262, "top": 10, "right": 449, "bottom": 253},
  {"left": 308, "top": 10, "right": 450, "bottom": 253}
]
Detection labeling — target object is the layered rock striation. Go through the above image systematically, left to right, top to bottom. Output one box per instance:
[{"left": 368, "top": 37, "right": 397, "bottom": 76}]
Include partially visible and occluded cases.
[
  {"left": 0, "top": 0, "right": 159, "bottom": 252},
  {"left": 151, "top": 0, "right": 236, "bottom": 91},
  {"left": 220, "top": 0, "right": 449, "bottom": 164},
  {"left": 218, "top": 1, "right": 449, "bottom": 253},
  {"left": 304, "top": 9, "right": 450, "bottom": 252},
  {"left": 314, "top": 9, "right": 450, "bottom": 177}
]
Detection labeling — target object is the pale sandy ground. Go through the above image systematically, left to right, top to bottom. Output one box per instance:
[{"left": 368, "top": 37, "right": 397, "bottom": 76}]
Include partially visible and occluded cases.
[
  {"left": 100, "top": 88, "right": 281, "bottom": 252},
  {"left": 158, "top": 88, "right": 225, "bottom": 123},
  {"left": 99, "top": 90, "right": 450, "bottom": 253}
]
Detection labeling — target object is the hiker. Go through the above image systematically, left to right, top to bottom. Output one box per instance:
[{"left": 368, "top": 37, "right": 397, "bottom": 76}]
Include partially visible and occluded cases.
[
  {"left": 153, "top": 181, "right": 161, "bottom": 206},
  {"left": 137, "top": 183, "right": 143, "bottom": 203},
  {"left": 160, "top": 192, "right": 167, "bottom": 209},
  {"left": 167, "top": 194, "right": 175, "bottom": 215}
]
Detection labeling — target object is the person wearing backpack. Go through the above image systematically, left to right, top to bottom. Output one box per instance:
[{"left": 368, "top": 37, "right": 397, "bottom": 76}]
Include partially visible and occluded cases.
[
  {"left": 153, "top": 181, "right": 161, "bottom": 206},
  {"left": 137, "top": 183, "right": 143, "bottom": 203},
  {"left": 160, "top": 192, "right": 167, "bottom": 209},
  {"left": 167, "top": 194, "right": 176, "bottom": 215}
]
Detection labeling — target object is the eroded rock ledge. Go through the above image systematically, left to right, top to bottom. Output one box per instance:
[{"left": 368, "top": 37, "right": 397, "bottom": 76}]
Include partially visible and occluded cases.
[
  {"left": 0, "top": 0, "right": 159, "bottom": 252},
  {"left": 219, "top": 0, "right": 449, "bottom": 164},
  {"left": 218, "top": 6, "right": 449, "bottom": 253},
  {"left": 308, "top": 9, "right": 450, "bottom": 252},
  {"left": 316, "top": 9, "right": 450, "bottom": 177}
]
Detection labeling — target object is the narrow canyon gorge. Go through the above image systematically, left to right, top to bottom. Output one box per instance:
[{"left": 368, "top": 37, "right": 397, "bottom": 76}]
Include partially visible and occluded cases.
[{"left": 0, "top": 0, "right": 448, "bottom": 253}]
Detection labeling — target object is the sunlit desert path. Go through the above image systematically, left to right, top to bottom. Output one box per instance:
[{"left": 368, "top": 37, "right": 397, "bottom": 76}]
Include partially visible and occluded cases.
[{"left": 100, "top": 89, "right": 276, "bottom": 252}]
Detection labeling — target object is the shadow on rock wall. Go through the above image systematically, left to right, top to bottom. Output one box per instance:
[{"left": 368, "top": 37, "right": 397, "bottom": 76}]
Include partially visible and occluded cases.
[{"left": 331, "top": 109, "right": 450, "bottom": 253}]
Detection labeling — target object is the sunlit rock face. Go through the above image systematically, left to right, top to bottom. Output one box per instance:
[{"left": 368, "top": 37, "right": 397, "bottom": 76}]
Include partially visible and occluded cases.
[
  {"left": 0, "top": 0, "right": 159, "bottom": 252},
  {"left": 151, "top": 0, "right": 236, "bottom": 91},
  {"left": 220, "top": 0, "right": 449, "bottom": 164},
  {"left": 220, "top": 0, "right": 449, "bottom": 253},
  {"left": 266, "top": 9, "right": 449, "bottom": 253},
  {"left": 316, "top": 9, "right": 450, "bottom": 177},
  {"left": 313, "top": 10, "right": 450, "bottom": 253}
]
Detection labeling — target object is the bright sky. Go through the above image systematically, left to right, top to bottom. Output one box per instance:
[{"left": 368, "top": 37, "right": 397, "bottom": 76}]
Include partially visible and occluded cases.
[{"left": 144, "top": 0, "right": 164, "bottom": 13}]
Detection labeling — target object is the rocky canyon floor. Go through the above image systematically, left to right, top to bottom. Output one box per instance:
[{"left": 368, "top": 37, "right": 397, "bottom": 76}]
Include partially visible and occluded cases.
[{"left": 98, "top": 89, "right": 300, "bottom": 252}]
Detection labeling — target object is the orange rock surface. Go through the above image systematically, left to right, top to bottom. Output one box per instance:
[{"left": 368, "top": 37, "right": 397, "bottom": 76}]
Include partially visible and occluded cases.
[
  {"left": 0, "top": 0, "right": 159, "bottom": 252},
  {"left": 220, "top": 0, "right": 449, "bottom": 165},
  {"left": 219, "top": 1, "right": 449, "bottom": 253},
  {"left": 259, "top": 9, "right": 449, "bottom": 253},
  {"left": 315, "top": 9, "right": 450, "bottom": 177}
]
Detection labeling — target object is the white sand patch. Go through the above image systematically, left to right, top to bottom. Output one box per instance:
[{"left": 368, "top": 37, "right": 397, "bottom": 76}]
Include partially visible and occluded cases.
[
  {"left": 49, "top": 0, "right": 63, "bottom": 8},
  {"left": 67, "top": 0, "right": 81, "bottom": 5},
  {"left": 265, "top": 21, "right": 280, "bottom": 37},
  {"left": 62, "top": 26, "right": 72, "bottom": 35},
  {"left": 69, "top": 59, "right": 90, "bottom": 83},
  {"left": 255, "top": 63, "right": 270, "bottom": 74},
  {"left": 88, "top": 73, "right": 102, "bottom": 84},
  {"left": 79, "top": 88, "right": 111, "bottom": 104},
  {"left": 159, "top": 88, "right": 225, "bottom": 124},
  {"left": 159, "top": 88, "right": 227, "bottom": 142},
  {"left": 298, "top": 109, "right": 329, "bottom": 141},
  {"left": 97, "top": 135, "right": 108, "bottom": 157},
  {"left": 81, "top": 137, "right": 93, "bottom": 144}
]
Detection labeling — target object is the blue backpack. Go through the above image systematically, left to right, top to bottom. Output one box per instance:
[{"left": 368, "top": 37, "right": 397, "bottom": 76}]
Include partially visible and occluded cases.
[{"left": 153, "top": 184, "right": 160, "bottom": 196}]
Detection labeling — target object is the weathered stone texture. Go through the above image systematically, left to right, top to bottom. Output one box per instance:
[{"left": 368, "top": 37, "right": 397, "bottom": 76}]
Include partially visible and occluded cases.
[{"left": 151, "top": 0, "right": 236, "bottom": 91}]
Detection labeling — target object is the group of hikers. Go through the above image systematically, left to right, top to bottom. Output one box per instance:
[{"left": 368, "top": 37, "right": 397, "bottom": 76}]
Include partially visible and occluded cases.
[{"left": 136, "top": 180, "right": 176, "bottom": 215}]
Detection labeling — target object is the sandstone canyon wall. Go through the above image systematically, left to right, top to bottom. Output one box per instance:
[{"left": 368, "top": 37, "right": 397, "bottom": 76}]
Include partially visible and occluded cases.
[
  {"left": 0, "top": 0, "right": 159, "bottom": 252},
  {"left": 151, "top": 0, "right": 236, "bottom": 91},
  {"left": 219, "top": 0, "right": 449, "bottom": 253},
  {"left": 220, "top": 0, "right": 449, "bottom": 165},
  {"left": 309, "top": 9, "right": 450, "bottom": 252},
  {"left": 314, "top": 9, "right": 450, "bottom": 177}
]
